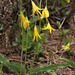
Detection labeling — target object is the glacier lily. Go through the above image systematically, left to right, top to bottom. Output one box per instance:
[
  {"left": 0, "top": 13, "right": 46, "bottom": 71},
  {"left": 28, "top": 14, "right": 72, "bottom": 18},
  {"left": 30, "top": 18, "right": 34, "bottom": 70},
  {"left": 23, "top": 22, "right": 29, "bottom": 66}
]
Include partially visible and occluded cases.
[
  {"left": 66, "top": 0, "right": 70, "bottom": 3},
  {"left": 31, "top": 1, "right": 42, "bottom": 17},
  {"left": 41, "top": 6, "right": 49, "bottom": 21},
  {"left": 20, "top": 12, "right": 29, "bottom": 30},
  {"left": 42, "top": 23, "right": 55, "bottom": 33},
  {"left": 33, "top": 25, "right": 41, "bottom": 41},
  {"left": 61, "top": 43, "right": 70, "bottom": 52}
]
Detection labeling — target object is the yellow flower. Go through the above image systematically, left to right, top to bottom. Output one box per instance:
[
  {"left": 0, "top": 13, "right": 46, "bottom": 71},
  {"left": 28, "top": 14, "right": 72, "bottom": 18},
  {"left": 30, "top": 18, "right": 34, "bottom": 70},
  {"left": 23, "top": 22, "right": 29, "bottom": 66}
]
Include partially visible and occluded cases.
[
  {"left": 66, "top": 0, "right": 70, "bottom": 3},
  {"left": 31, "top": 1, "right": 42, "bottom": 17},
  {"left": 41, "top": 6, "right": 49, "bottom": 21},
  {"left": 20, "top": 12, "right": 29, "bottom": 30},
  {"left": 20, "top": 12, "right": 25, "bottom": 27},
  {"left": 23, "top": 17, "right": 30, "bottom": 30},
  {"left": 42, "top": 23, "right": 55, "bottom": 33},
  {"left": 33, "top": 25, "right": 41, "bottom": 41},
  {"left": 61, "top": 43, "right": 70, "bottom": 52}
]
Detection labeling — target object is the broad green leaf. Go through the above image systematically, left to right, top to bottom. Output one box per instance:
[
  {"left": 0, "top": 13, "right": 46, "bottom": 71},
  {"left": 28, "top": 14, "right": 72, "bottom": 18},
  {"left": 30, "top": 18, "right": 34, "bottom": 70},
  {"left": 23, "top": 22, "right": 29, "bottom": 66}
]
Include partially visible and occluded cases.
[
  {"left": 61, "top": 0, "right": 66, "bottom": 6},
  {"left": 55, "top": 7, "right": 59, "bottom": 12},
  {"left": 64, "top": 10, "right": 70, "bottom": 16},
  {"left": 29, "top": 16, "right": 40, "bottom": 24},
  {"left": 57, "top": 21, "right": 60, "bottom": 28},
  {"left": 0, "top": 24, "right": 4, "bottom": 31},
  {"left": 59, "top": 29, "right": 63, "bottom": 36},
  {"left": 63, "top": 29, "right": 70, "bottom": 36},
  {"left": 67, "top": 36, "right": 72, "bottom": 43},
  {"left": 62, "top": 38, "right": 67, "bottom": 45},
  {"left": 12, "top": 42, "right": 19, "bottom": 46},
  {"left": 0, "top": 54, "right": 19, "bottom": 75},
  {"left": 0, "top": 54, "right": 9, "bottom": 64},
  {"left": 39, "top": 57, "right": 44, "bottom": 61},
  {"left": 59, "top": 58, "right": 75, "bottom": 68},
  {"left": 10, "top": 62, "right": 26, "bottom": 75},
  {"left": 6, "top": 63, "right": 19, "bottom": 75},
  {"left": 27, "top": 63, "right": 68, "bottom": 75},
  {"left": 52, "top": 71, "right": 57, "bottom": 75}
]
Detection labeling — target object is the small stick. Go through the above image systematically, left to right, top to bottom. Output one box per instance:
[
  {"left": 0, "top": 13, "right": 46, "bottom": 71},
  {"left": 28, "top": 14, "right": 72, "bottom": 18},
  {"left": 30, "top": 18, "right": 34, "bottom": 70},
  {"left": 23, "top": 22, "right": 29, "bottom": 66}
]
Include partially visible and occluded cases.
[
  {"left": 59, "top": 17, "right": 66, "bottom": 29},
  {"left": 48, "top": 42, "right": 58, "bottom": 46}
]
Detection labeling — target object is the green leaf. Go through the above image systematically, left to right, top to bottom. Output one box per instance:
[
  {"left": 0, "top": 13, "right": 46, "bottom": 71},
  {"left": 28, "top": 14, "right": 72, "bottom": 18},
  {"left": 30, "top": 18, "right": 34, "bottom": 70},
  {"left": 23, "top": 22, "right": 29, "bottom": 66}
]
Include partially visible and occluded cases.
[
  {"left": 61, "top": 0, "right": 66, "bottom": 6},
  {"left": 55, "top": 7, "right": 59, "bottom": 12},
  {"left": 64, "top": 10, "right": 70, "bottom": 16},
  {"left": 30, "top": 16, "right": 40, "bottom": 24},
  {"left": 57, "top": 21, "right": 60, "bottom": 28},
  {"left": 0, "top": 24, "right": 4, "bottom": 31},
  {"left": 59, "top": 29, "right": 63, "bottom": 36},
  {"left": 63, "top": 29, "right": 70, "bottom": 36},
  {"left": 67, "top": 36, "right": 72, "bottom": 43},
  {"left": 62, "top": 38, "right": 68, "bottom": 45},
  {"left": 12, "top": 42, "right": 19, "bottom": 46},
  {"left": 0, "top": 54, "right": 19, "bottom": 75},
  {"left": 0, "top": 54, "right": 9, "bottom": 64},
  {"left": 39, "top": 57, "right": 44, "bottom": 61},
  {"left": 59, "top": 58, "right": 75, "bottom": 68},
  {"left": 10, "top": 62, "right": 26, "bottom": 75},
  {"left": 6, "top": 63, "right": 19, "bottom": 75},
  {"left": 27, "top": 63, "right": 68, "bottom": 75},
  {"left": 52, "top": 71, "right": 57, "bottom": 75}
]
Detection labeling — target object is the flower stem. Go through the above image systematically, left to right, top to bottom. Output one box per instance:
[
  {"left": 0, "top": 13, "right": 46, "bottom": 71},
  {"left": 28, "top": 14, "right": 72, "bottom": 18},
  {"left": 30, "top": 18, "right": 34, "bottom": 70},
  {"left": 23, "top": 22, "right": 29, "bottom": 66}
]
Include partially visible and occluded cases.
[
  {"left": 19, "top": 0, "right": 23, "bottom": 74},
  {"left": 20, "top": 0, "right": 22, "bottom": 11},
  {"left": 35, "top": 0, "right": 40, "bottom": 7},
  {"left": 39, "top": 0, "right": 42, "bottom": 32},
  {"left": 40, "top": 0, "right": 42, "bottom": 8},
  {"left": 46, "top": 0, "right": 47, "bottom": 7},
  {"left": 20, "top": 26, "right": 24, "bottom": 75},
  {"left": 24, "top": 29, "right": 28, "bottom": 74},
  {"left": 29, "top": 42, "right": 38, "bottom": 71},
  {"left": 29, "top": 50, "right": 36, "bottom": 71}
]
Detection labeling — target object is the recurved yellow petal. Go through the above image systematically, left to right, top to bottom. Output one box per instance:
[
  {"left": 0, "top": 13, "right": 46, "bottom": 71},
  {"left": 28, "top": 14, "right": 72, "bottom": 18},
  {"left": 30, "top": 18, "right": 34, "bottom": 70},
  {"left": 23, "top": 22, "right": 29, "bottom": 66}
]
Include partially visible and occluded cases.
[
  {"left": 66, "top": 0, "right": 70, "bottom": 3},
  {"left": 31, "top": 1, "right": 42, "bottom": 17},
  {"left": 41, "top": 6, "right": 49, "bottom": 21},
  {"left": 20, "top": 12, "right": 29, "bottom": 30},
  {"left": 20, "top": 12, "right": 26, "bottom": 27},
  {"left": 42, "top": 23, "right": 55, "bottom": 33},
  {"left": 33, "top": 25, "right": 41, "bottom": 41},
  {"left": 61, "top": 43, "right": 70, "bottom": 52}
]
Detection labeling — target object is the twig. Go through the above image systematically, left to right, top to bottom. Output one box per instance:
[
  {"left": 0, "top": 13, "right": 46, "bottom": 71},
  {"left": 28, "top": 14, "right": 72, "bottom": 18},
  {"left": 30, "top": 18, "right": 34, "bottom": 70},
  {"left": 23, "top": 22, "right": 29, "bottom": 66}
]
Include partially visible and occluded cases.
[
  {"left": 74, "top": 15, "right": 75, "bottom": 22},
  {"left": 59, "top": 17, "right": 66, "bottom": 29},
  {"left": 48, "top": 42, "right": 58, "bottom": 46},
  {"left": 70, "top": 42, "right": 75, "bottom": 45}
]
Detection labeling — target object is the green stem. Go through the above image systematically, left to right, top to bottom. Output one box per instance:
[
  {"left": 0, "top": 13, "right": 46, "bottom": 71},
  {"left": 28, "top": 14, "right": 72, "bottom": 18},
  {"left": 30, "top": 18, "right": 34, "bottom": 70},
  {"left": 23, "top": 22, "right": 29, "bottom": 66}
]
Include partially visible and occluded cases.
[
  {"left": 19, "top": 0, "right": 23, "bottom": 75},
  {"left": 20, "top": 0, "right": 22, "bottom": 11},
  {"left": 35, "top": 0, "right": 40, "bottom": 7},
  {"left": 39, "top": 0, "right": 42, "bottom": 32},
  {"left": 40, "top": 0, "right": 42, "bottom": 8},
  {"left": 46, "top": 0, "right": 47, "bottom": 7},
  {"left": 39, "top": 18, "right": 41, "bottom": 32},
  {"left": 20, "top": 26, "right": 24, "bottom": 75},
  {"left": 24, "top": 29, "right": 28, "bottom": 74},
  {"left": 29, "top": 42, "right": 38, "bottom": 71},
  {"left": 29, "top": 50, "right": 36, "bottom": 71},
  {"left": 0, "top": 64, "right": 3, "bottom": 75}
]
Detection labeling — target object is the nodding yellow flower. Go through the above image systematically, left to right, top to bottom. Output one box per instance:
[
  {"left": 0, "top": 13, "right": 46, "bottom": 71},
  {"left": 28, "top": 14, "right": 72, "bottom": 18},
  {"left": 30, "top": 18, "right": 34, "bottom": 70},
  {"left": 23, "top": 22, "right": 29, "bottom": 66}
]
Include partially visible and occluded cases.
[
  {"left": 66, "top": 0, "right": 70, "bottom": 3},
  {"left": 31, "top": 1, "right": 42, "bottom": 17},
  {"left": 41, "top": 6, "right": 49, "bottom": 21},
  {"left": 20, "top": 12, "right": 29, "bottom": 30},
  {"left": 23, "top": 17, "right": 30, "bottom": 30},
  {"left": 42, "top": 23, "right": 55, "bottom": 33},
  {"left": 33, "top": 25, "right": 41, "bottom": 41},
  {"left": 61, "top": 43, "right": 70, "bottom": 52}
]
